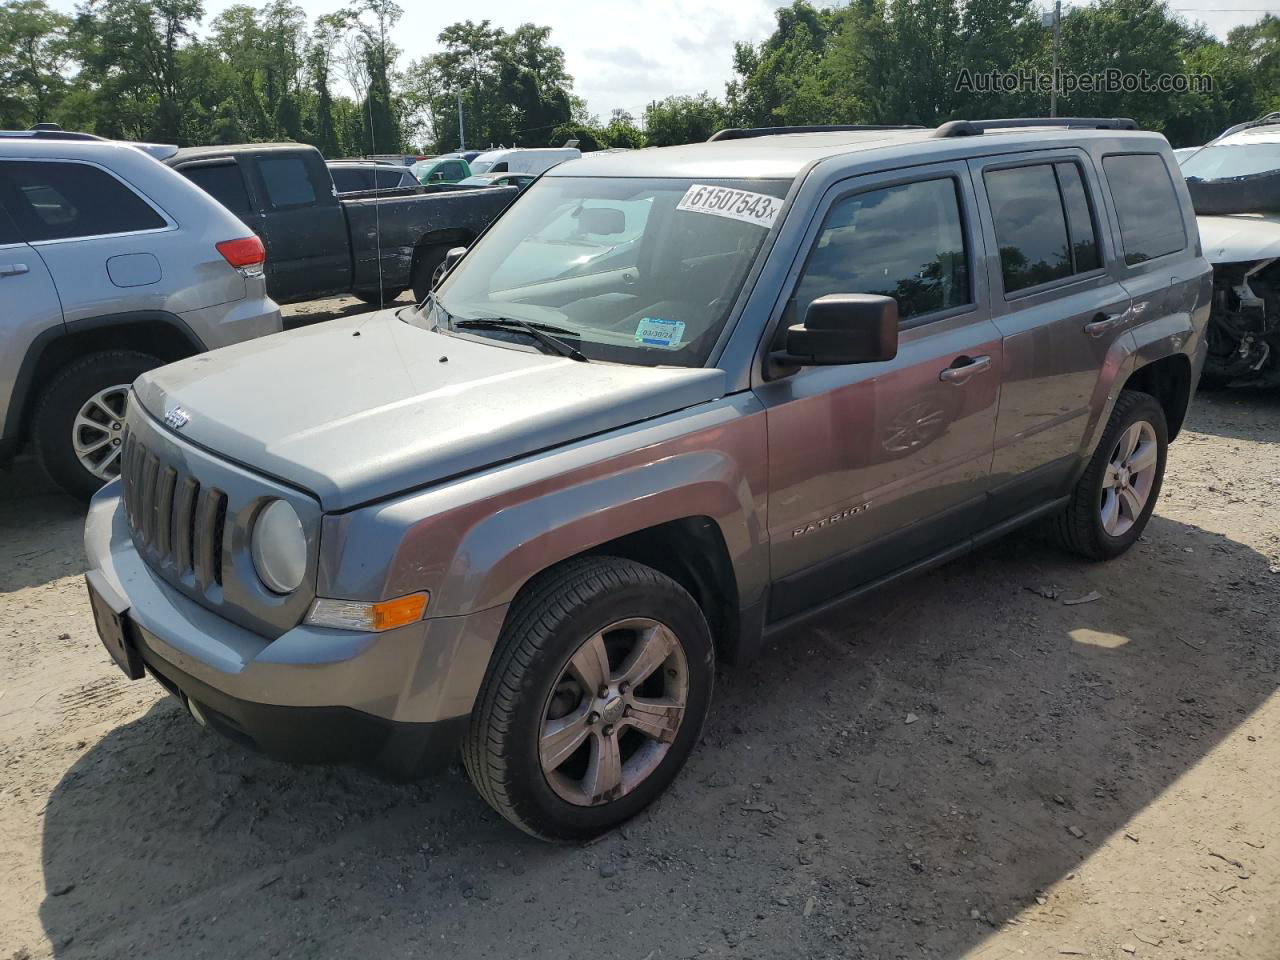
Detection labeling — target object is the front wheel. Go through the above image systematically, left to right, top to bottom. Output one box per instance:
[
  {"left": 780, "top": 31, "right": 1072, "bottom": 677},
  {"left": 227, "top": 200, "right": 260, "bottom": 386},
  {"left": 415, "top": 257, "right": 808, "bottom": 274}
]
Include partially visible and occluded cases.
[
  {"left": 410, "top": 245, "right": 451, "bottom": 302},
  {"left": 1050, "top": 390, "right": 1168, "bottom": 560},
  {"left": 463, "top": 557, "right": 714, "bottom": 842}
]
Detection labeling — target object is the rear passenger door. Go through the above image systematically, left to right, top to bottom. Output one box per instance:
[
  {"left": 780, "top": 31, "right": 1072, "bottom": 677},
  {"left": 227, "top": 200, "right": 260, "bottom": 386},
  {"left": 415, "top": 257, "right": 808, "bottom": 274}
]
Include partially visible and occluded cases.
[
  {"left": 969, "top": 151, "right": 1133, "bottom": 519},
  {"left": 1097, "top": 151, "right": 1198, "bottom": 366},
  {"left": 756, "top": 163, "right": 1003, "bottom": 621}
]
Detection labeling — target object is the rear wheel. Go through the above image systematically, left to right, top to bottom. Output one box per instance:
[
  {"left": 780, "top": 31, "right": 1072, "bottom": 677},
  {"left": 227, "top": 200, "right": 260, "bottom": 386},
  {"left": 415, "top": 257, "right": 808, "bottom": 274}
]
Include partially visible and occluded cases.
[
  {"left": 410, "top": 245, "right": 451, "bottom": 302},
  {"left": 33, "top": 350, "right": 162, "bottom": 501},
  {"left": 1050, "top": 390, "right": 1168, "bottom": 560},
  {"left": 463, "top": 557, "right": 714, "bottom": 842}
]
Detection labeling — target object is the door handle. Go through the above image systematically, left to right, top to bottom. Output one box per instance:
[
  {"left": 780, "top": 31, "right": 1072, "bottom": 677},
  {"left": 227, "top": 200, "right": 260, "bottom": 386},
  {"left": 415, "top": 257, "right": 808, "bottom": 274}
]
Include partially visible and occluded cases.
[
  {"left": 0, "top": 262, "right": 30, "bottom": 277},
  {"left": 1084, "top": 307, "right": 1131, "bottom": 337},
  {"left": 939, "top": 355, "right": 992, "bottom": 383}
]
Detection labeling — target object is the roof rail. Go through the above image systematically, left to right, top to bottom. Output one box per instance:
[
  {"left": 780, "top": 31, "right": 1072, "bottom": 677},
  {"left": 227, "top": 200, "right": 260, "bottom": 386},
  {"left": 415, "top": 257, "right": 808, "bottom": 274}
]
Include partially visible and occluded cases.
[
  {"left": 1213, "top": 111, "right": 1280, "bottom": 142},
  {"left": 933, "top": 117, "right": 1139, "bottom": 137},
  {"left": 708, "top": 124, "right": 925, "bottom": 142},
  {"left": 0, "top": 125, "right": 104, "bottom": 142}
]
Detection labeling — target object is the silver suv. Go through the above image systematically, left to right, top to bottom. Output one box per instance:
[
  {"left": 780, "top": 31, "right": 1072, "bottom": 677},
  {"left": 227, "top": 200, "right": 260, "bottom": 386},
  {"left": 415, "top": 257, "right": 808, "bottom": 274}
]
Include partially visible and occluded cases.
[
  {"left": 84, "top": 119, "right": 1209, "bottom": 842},
  {"left": 1, "top": 132, "right": 281, "bottom": 499}
]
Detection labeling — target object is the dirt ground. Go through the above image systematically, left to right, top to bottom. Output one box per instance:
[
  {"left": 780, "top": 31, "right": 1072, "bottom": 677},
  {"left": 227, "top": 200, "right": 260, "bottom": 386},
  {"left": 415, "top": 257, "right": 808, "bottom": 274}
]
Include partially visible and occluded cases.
[{"left": 1, "top": 324, "right": 1278, "bottom": 959}]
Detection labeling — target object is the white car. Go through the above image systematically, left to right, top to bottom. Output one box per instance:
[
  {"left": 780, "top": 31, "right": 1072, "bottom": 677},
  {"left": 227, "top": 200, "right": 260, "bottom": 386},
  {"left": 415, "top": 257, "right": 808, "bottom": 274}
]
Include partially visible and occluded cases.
[
  {"left": 1181, "top": 113, "right": 1280, "bottom": 386},
  {"left": 469, "top": 147, "right": 581, "bottom": 177}
]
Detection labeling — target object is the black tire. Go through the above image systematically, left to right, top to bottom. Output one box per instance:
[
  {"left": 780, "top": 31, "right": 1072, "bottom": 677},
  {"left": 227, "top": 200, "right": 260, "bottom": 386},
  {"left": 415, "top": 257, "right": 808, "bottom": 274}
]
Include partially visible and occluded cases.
[
  {"left": 410, "top": 245, "right": 451, "bottom": 302},
  {"left": 351, "top": 288, "right": 404, "bottom": 306},
  {"left": 33, "top": 350, "right": 162, "bottom": 501},
  {"left": 1050, "top": 389, "right": 1168, "bottom": 560},
  {"left": 463, "top": 556, "right": 715, "bottom": 842}
]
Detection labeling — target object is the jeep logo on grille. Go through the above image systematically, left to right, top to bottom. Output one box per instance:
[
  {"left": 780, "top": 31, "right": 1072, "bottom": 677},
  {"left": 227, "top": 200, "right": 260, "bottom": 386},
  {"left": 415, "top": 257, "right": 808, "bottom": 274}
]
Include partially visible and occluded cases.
[{"left": 164, "top": 406, "right": 190, "bottom": 430}]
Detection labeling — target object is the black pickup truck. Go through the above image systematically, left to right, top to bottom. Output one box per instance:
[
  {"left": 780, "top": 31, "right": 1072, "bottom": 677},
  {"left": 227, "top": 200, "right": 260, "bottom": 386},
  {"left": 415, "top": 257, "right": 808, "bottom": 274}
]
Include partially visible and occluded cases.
[{"left": 165, "top": 143, "right": 517, "bottom": 304}]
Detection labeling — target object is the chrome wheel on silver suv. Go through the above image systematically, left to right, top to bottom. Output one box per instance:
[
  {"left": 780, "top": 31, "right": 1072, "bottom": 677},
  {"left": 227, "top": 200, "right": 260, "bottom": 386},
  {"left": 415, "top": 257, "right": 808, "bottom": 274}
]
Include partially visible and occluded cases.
[
  {"left": 71, "top": 384, "right": 130, "bottom": 481},
  {"left": 464, "top": 557, "right": 714, "bottom": 842}
]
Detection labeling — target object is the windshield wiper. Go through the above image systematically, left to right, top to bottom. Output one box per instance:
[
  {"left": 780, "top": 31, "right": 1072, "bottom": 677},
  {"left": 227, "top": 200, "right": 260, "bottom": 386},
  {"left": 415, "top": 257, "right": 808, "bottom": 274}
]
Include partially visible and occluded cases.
[{"left": 453, "top": 317, "right": 589, "bottom": 362}]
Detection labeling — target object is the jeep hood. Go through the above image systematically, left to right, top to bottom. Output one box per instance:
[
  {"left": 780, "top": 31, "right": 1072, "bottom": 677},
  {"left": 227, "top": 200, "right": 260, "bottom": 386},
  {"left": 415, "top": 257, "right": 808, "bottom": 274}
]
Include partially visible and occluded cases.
[
  {"left": 1196, "top": 212, "right": 1280, "bottom": 265},
  {"left": 133, "top": 310, "right": 726, "bottom": 511}
]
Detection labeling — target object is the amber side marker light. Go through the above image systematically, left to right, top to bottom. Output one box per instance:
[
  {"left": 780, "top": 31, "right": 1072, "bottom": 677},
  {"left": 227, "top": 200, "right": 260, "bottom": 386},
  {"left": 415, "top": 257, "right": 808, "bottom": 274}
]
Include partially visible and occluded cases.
[{"left": 305, "top": 592, "right": 429, "bottom": 632}]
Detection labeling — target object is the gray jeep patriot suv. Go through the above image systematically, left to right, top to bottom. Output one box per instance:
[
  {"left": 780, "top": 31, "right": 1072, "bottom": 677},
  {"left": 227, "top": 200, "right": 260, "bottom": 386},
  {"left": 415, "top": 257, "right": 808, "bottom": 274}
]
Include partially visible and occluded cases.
[{"left": 84, "top": 119, "right": 1210, "bottom": 841}]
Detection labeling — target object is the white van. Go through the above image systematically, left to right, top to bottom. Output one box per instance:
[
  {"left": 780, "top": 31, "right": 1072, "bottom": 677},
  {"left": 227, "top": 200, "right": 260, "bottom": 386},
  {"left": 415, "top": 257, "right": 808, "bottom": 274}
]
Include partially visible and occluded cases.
[{"left": 469, "top": 146, "right": 581, "bottom": 177}]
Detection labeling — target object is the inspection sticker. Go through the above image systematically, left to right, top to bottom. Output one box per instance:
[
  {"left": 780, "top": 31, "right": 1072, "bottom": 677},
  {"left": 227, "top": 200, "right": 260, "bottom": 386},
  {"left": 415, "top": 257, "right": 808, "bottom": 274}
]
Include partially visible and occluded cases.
[
  {"left": 676, "top": 184, "right": 782, "bottom": 228},
  {"left": 634, "top": 317, "right": 686, "bottom": 349}
]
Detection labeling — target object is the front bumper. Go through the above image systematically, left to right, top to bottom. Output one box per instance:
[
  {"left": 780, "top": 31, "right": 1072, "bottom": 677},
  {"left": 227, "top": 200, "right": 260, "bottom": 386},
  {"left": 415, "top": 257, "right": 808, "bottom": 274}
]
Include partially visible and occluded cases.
[{"left": 85, "top": 484, "right": 507, "bottom": 780}]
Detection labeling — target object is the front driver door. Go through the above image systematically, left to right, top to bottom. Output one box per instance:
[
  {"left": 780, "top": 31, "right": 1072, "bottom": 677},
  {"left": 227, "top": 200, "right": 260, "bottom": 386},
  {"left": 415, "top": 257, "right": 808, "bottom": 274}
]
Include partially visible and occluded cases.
[{"left": 753, "top": 163, "right": 1002, "bottom": 622}]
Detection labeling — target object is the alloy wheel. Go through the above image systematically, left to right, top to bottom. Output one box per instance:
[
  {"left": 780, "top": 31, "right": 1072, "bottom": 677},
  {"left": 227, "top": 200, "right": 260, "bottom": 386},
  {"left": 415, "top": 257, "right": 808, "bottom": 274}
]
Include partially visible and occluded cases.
[
  {"left": 71, "top": 385, "right": 130, "bottom": 480},
  {"left": 1099, "top": 420, "right": 1158, "bottom": 537},
  {"left": 539, "top": 617, "right": 690, "bottom": 807}
]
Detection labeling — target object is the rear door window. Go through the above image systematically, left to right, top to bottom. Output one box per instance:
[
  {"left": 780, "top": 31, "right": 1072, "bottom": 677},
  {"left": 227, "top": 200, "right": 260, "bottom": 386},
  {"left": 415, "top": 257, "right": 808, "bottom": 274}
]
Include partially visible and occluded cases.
[
  {"left": 1102, "top": 154, "right": 1186, "bottom": 265},
  {"left": 257, "top": 155, "right": 317, "bottom": 208},
  {"left": 0, "top": 160, "right": 166, "bottom": 241},
  {"left": 180, "top": 161, "right": 252, "bottom": 214},
  {"left": 1056, "top": 162, "right": 1101, "bottom": 272},
  {"left": 985, "top": 164, "right": 1074, "bottom": 293},
  {"left": 795, "top": 176, "right": 971, "bottom": 322}
]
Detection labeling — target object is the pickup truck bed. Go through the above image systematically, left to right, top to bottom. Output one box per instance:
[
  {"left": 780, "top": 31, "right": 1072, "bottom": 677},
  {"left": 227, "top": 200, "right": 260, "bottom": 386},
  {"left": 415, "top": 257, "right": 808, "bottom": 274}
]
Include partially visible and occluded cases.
[{"left": 166, "top": 143, "right": 517, "bottom": 304}]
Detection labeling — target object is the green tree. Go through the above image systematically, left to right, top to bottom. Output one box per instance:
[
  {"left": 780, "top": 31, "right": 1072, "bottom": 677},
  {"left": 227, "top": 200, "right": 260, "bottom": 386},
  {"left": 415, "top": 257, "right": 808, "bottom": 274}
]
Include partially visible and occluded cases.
[
  {"left": 0, "top": 0, "right": 73, "bottom": 126},
  {"left": 643, "top": 93, "right": 727, "bottom": 146},
  {"left": 603, "top": 109, "right": 644, "bottom": 148}
]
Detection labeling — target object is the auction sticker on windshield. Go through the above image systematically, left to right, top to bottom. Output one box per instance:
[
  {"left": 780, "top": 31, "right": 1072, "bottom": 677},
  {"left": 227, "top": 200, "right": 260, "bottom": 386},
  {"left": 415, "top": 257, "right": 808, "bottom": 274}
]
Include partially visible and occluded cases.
[
  {"left": 676, "top": 184, "right": 782, "bottom": 228},
  {"left": 635, "top": 317, "right": 686, "bottom": 349}
]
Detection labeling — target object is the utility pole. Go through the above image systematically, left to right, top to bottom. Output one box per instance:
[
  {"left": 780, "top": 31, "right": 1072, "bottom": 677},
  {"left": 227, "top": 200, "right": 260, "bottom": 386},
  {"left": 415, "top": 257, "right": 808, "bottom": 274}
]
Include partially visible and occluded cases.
[
  {"left": 1050, "top": 0, "right": 1061, "bottom": 118},
  {"left": 457, "top": 91, "right": 466, "bottom": 150}
]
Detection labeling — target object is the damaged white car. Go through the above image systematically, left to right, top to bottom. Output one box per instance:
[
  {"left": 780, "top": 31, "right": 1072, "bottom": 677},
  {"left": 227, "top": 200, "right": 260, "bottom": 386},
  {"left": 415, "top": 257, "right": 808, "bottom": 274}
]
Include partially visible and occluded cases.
[{"left": 1183, "top": 112, "right": 1280, "bottom": 387}]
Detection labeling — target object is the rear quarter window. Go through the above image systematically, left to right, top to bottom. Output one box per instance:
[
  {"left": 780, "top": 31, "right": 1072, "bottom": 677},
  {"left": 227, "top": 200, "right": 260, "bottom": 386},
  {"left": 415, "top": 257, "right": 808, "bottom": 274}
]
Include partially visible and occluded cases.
[
  {"left": 1103, "top": 153, "right": 1186, "bottom": 265},
  {"left": 0, "top": 160, "right": 166, "bottom": 241},
  {"left": 180, "top": 161, "right": 252, "bottom": 214}
]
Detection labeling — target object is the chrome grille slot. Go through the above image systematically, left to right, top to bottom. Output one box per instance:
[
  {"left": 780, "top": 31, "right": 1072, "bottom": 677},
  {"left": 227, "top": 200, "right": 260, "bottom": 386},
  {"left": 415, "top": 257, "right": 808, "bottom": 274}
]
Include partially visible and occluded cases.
[
  {"left": 138, "top": 453, "right": 160, "bottom": 546},
  {"left": 154, "top": 466, "right": 177, "bottom": 558},
  {"left": 172, "top": 476, "right": 199, "bottom": 576},
  {"left": 192, "top": 486, "right": 227, "bottom": 590}
]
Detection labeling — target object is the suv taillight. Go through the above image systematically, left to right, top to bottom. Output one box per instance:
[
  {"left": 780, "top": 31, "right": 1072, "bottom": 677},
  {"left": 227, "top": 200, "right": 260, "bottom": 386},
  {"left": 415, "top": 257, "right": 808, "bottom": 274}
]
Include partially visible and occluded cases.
[{"left": 216, "top": 236, "right": 266, "bottom": 277}]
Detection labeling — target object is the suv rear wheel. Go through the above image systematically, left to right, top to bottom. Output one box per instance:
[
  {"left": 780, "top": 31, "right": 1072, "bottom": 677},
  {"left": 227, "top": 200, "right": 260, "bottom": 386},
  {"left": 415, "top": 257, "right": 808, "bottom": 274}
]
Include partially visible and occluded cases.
[
  {"left": 33, "top": 350, "right": 161, "bottom": 501},
  {"left": 1051, "top": 389, "right": 1168, "bottom": 560},
  {"left": 463, "top": 557, "right": 714, "bottom": 842}
]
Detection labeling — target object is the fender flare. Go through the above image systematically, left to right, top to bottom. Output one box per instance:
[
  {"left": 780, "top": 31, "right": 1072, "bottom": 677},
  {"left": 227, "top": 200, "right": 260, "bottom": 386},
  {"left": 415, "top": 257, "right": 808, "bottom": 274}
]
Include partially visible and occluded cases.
[{"left": 3, "top": 310, "right": 205, "bottom": 443}]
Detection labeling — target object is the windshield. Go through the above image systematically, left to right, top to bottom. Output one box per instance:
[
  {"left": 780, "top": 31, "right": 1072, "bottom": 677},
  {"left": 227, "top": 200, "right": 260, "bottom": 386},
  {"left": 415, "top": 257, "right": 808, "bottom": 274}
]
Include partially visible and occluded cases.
[
  {"left": 1182, "top": 143, "right": 1280, "bottom": 181},
  {"left": 470, "top": 156, "right": 500, "bottom": 174},
  {"left": 414, "top": 175, "right": 790, "bottom": 366}
]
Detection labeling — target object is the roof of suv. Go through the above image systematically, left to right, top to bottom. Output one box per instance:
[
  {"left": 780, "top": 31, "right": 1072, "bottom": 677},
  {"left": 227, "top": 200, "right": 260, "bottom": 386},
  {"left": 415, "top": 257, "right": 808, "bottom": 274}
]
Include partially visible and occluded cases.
[{"left": 555, "top": 122, "right": 1167, "bottom": 180}]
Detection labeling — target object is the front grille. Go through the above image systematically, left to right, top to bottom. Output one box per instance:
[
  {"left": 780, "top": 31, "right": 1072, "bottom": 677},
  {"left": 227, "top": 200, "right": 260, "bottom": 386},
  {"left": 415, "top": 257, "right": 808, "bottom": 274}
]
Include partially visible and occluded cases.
[
  {"left": 115, "top": 402, "right": 319, "bottom": 640},
  {"left": 120, "top": 429, "right": 227, "bottom": 591}
]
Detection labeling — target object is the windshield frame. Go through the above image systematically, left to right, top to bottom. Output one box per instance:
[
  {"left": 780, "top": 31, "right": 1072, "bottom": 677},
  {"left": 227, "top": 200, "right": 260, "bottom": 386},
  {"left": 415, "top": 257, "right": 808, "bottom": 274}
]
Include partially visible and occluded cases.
[{"left": 410, "top": 173, "right": 797, "bottom": 369}]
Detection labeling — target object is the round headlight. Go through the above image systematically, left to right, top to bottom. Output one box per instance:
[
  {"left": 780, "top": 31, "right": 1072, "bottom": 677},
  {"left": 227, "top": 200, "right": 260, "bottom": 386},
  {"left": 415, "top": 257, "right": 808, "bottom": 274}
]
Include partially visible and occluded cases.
[{"left": 251, "top": 499, "right": 307, "bottom": 594}]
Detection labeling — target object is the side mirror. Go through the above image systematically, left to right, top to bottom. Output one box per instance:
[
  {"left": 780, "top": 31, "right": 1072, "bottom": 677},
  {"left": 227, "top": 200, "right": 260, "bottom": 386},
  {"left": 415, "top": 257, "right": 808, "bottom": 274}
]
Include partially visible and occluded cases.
[
  {"left": 429, "top": 171, "right": 445, "bottom": 182},
  {"left": 443, "top": 246, "right": 467, "bottom": 274},
  {"left": 777, "top": 294, "right": 899, "bottom": 366}
]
